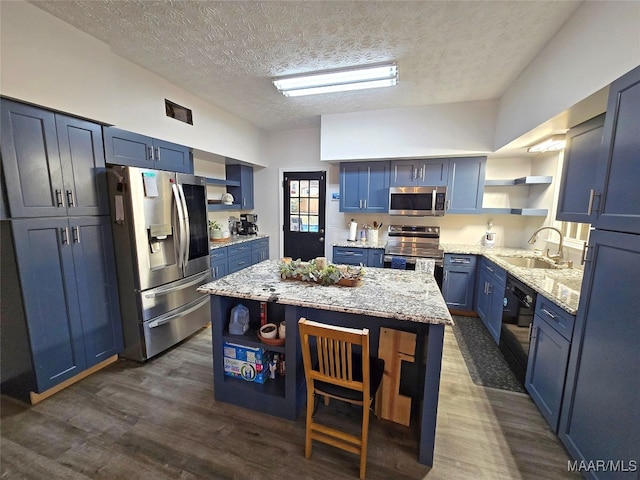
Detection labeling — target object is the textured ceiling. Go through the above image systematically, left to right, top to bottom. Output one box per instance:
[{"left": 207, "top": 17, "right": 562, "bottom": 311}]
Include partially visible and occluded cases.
[{"left": 30, "top": 0, "right": 582, "bottom": 132}]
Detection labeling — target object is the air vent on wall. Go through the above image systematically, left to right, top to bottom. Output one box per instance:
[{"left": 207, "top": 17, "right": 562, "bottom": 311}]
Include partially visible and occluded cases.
[{"left": 165, "top": 99, "right": 193, "bottom": 125}]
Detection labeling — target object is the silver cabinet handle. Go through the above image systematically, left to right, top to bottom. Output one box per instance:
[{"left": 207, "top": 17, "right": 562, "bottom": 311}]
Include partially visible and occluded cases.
[
  {"left": 148, "top": 145, "right": 154, "bottom": 161},
  {"left": 155, "top": 146, "right": 161, "bottom": 161},
  {"left": 421, "top": 166, "right": 425, "bottom": 180},
  {"left": 413, "top": 168, "right": 418, "bottom": 180},
  {"left": 55, "top": 189, "right": 64, "bottom": 207},
  {"left": 587, "top": 189, "right": 596, "bottom": 215},
  {"left": 66, "top": 190, "right": 75, "bottom": 207},
  {"left": 363, "top": 199, "right": 367, "bottom": 209},
  {"left": 72, "top": 226, "right": 80, "bottom": 244},
  {"left": 60, "top": 227, "right": 69, "bottom": 245},
  {"left": 581, "top": 241, "right": 589, "bottom": 265},
  {"left": 542, "top": 308, "right": 557, "bottom": 320}
]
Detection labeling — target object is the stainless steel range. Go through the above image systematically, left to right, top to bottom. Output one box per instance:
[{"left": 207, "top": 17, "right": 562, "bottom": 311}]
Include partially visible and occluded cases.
[{"left": 383, "top": 225, "right": 444, "bottom": 286}]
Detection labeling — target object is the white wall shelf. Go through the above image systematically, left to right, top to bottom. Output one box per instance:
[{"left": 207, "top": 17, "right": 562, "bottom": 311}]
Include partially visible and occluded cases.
[{"left": 484, "top": 175, "right": 552, "bottom": 187}]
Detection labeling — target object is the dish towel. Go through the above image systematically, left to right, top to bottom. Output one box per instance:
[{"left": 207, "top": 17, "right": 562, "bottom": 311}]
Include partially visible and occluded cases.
[
  {"left": 391, "top": 257, "right": 407, "bottom": 270},
  {"left": 415, "top": 258, "right": 435, "bottom": 274}
]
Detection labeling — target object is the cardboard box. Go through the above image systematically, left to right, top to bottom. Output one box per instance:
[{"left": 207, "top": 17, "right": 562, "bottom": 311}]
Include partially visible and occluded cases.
[
  {"left": 223, "top": 342, "right": 269, "bottom": 364},
  {"left": 223, "top": 356, "right": 272, "bottom": 384}
]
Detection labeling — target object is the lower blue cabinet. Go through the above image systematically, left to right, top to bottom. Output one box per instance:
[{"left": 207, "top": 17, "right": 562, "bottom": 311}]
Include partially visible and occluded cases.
[
  {"left": 1, "top": 216, "right": 123, "bottom": 398},
  {"left": 210, "top": 237, "right": 269, "bottom": 278},
  {"left": 251, "top": 237, "right": 269, "bottom": 264},
  {"left": 332, "top": 246, "right": 384, "bottom": 267},
  {"left": 210, "top": 247, "right": 228, "bottom": 280},
  {"left": 442, "top": 254, "right": 476, "bottom": 311},
  {"left": 475, "top": 258, "right": 506, "bottom": 344},
  {"left": 525, "top": 296, "right": 574, "bottom": 432}
]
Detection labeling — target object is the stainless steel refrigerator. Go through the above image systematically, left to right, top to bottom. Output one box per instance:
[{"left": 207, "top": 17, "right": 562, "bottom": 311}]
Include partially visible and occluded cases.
[{"left": 107, "top": 165, "right": 211, "bottom": 361}]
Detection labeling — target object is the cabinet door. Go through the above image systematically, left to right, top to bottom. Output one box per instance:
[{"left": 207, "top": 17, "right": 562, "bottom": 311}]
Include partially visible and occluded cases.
[
  {"left": 594, "top": 65, "right": 640, "bottom": 234},
  {"left": 1, "top": 100, "right": 65, "bottom": 218},
  {"left": 56, "top": 115, "right": 109, "bottom": 216},
  {"left": 556, "top": 115, "right": 604, "bottom": 223},
  {"left": 103, "top": 127, "right": 154, "bottom": 168},
  {"left": 154, "top": 138, "right": 193, "bottom": 174},
  {"left": 446, "top": 157, "right": 486, "bottom": 214},
  {"left": 420, "top": 159, "right": 449, "bottom": 186},
  {"left": 390, "top": 160, "right": 420, "bottom": 186},
  {"left": 364, "top": 162, "right": 390, "bottom": 212},
  {"left": 339, "top": 163, "right": 365, "bottom": 212},
  {"left": 226, "top": 164, "right": 254, "bottom": 210},
  {"left": 69, "top": 216, "right": 123, "bottom": 366},
  {"left": 11, "top": 218, "right": 87, "bottom": 391},
  {"left": 558, "top": 229, "right": 640, "bottom": 475},
  {"left": 367, "top": 248, "right": 384, "bottom": 268},
  {"left": 227, "top": 252, "right": 252, "bottom": 274},
  {"left": 211, "top": 259, "right": 228, "bottom": 279},
  {"left": 443, "top": 266, "right": 475, "bottom": 311},
  {"left": 475, "top": 268, "right": 491, "bottom": 325},
  {"left": 485, "top": 278, "right": 504, "bottom": 344},
  {"left": 526, "top": 314, "right": 570, "bottom": 432}
]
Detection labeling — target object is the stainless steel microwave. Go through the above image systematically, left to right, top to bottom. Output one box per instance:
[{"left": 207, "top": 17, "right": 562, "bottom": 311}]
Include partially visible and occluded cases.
[{"left": 388, "top": 186, "right": 447, "bottom": 216}]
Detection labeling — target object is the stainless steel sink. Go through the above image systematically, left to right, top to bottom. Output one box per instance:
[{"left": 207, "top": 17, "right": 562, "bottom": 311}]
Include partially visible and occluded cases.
[{"left": 498, "top": 256, "right": 557, "bottom": 269}]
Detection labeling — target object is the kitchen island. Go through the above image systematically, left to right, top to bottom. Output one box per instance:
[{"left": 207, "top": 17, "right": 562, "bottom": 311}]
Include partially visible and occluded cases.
[{"left": 197, "top": 259, "right": 453, "bottom": 466}]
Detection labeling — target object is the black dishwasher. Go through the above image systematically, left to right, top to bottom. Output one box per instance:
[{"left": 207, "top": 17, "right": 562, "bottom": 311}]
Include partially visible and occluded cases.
[{"left": 500, "top": 276, "right": 537, "bottom": 384}]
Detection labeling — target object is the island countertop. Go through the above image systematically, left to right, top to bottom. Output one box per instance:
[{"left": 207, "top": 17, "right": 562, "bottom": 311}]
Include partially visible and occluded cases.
[{"left": 197, "top": 259, "right": 453, "bottom": 326}]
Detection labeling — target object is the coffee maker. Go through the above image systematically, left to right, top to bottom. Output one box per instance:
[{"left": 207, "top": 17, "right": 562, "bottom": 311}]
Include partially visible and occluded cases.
[{"left": 239, "top": 214, "right": 258, "bottom": 235}]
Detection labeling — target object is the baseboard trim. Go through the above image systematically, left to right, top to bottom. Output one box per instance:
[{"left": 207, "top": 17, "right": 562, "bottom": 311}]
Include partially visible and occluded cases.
[{"left": 29, "top": 355, "right": 118, "bottom": 405}]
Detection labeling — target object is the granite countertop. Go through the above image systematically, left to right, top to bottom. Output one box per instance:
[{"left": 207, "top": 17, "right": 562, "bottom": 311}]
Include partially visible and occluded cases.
[
  {"left": 210, "top": 234, "right": 269, "bottom": 250},
  {"left": 333, "top": 239, "right": 387, "bottom": 249},
  {"left": 440, "top": 243, "right": 583, "bottom": 315},
  {"left": 198, "top": 259, "right": 453, "bottom": 326}
]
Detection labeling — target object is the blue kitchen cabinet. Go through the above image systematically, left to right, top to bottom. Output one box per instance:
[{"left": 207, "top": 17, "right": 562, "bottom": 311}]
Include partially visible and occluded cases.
[
  {"left": 592, "top": 65, "right": 640, "bottom": 234},
  {"left": 1, "top": 99, "right": 109, "bottom": 218},
  {"left": 556, "top": 114, "right": 605, "bottom": 223},
  {"left": 103, "top": 126, "right": 193, "bottom": 174},
  {"left": 446, "top": 157, "right": 486, "bottom": 214},
  {"left": 390, "top": 159, "right": 448, "bottom": 187},
  {"left": 339, "top": 161, "right": 390, "bottom": 213},
  {"left": 226, "top": 164, "right": 254, "bottom": 210},
  {"left": 1, "top": 217, "right": 123, "bottom": 397},
  {"left": 558, "top": 229, "right": 639, "bottom": 479},
  {"left": 251, "top": 237, "right": 270, "bottom": 264},
  {"left": 227, "top": 241, "right": 253, "bottom": 274},
  {"left": 333, "top": 246, "right": 368, "bottom": 265},
  {"left": 333, "top": 246, "right": 386, "bottom": 267},
  {"left": 210, "top": 247, "right": 228, "bottom": 280},
  {"left": 367, "top": 248, "right": 385, "bottom": 268},
  {"left": 442, "top": 254, "right": 477, "bottom": 311},
  {"left": 475, "top": 257, "right": 506, "bottom": 344},
  {"left": 526, "top": 296, "right": 575, "bottom": 432}
]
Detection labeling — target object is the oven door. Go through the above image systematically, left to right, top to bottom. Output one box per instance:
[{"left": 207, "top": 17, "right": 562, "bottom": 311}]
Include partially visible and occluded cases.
[{"left": 388, "top": 186, "right": 446, "bottom": 216}]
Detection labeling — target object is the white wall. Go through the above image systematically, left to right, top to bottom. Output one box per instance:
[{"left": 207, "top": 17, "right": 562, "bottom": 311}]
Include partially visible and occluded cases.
[
  {"left": 494, "top": 0, "right": 640, "bottom": 150},
  {"left": 0, "top": 1, "right": 266, "bottom": 166},
  {"left": 320, "top": 100, "right": 497, "bottom": 161},
  {"left": 258, "top": 128, "right": 326, "bottom": 260}
]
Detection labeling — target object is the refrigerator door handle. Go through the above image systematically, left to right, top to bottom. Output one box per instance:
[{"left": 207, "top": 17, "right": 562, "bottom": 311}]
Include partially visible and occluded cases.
[
  {"left": 172, "top": 183, "right": 187, "bottom": 268},
  {"left": 177, "top": 184, "right": 190, "bottom": 268},
  {"left": 144, "top": 271, "right": 211, "bottom": 299},
  {"left": 147, "top": 295, "right": 210, "bottom": 328}
]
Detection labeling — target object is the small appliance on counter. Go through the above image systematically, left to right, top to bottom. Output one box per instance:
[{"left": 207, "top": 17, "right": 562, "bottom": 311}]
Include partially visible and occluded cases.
[
  {"left": 239, "top": 213, "right": 259, "bottom": 235},
  {"left": 482, "top": 221, "right": 496, "bottom": 248}
]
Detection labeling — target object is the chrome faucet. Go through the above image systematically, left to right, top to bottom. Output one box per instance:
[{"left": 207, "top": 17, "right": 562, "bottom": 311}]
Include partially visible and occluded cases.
[{"left": 528, "top": 226, "right": 565, "bottom": 264}]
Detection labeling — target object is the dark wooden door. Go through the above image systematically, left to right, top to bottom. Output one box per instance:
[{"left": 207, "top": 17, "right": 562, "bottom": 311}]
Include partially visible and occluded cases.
[{"left": 283, "top": 171, "right": 326, "bottom": 261}]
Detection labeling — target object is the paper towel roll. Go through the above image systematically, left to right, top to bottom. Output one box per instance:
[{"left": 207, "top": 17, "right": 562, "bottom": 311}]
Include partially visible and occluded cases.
[{"left": 348, "top": 221, "right": 358, "bottom": 241}]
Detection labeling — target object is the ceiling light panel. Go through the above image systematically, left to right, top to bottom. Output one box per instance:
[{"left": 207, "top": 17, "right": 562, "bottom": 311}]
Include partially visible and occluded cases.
[{"left": 273, "top": 63, "right": 398, "bottom": 97}]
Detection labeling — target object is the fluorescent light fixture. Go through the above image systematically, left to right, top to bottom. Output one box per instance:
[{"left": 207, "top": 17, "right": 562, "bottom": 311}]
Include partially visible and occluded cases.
[
  {"left": 273, "top": 63, "right": 398, "bottom": 97},
  {"left": 527, "top": 135, "right": 566, "bottom": 153}
]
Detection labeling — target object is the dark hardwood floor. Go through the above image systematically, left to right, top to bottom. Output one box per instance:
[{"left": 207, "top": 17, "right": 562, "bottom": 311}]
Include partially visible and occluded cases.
[{"left": 1, "top": 325, "right": 579, "bottom": 479}]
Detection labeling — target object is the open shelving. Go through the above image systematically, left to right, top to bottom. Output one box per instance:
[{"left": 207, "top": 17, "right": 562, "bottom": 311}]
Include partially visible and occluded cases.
[{"left": 482, "top": 175, "right": 552, "bottom": 216}]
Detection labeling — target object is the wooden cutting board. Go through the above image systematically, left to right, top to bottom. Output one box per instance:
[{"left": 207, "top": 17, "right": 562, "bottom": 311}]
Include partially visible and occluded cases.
[{"left": 375, "top": 327, "right": 416, "bottom": 426}]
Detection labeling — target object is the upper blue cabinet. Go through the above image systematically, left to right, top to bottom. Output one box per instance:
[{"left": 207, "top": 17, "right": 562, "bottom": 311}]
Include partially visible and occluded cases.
[
  {"left": 592, "top": 65, "right": 640, "bottom": 235},
  {"left": 1, "top": 99, "right": 109, "bottom": 218},
  {"left": 556, "top": 114, "right": 605, "bottom": 223},
  {"left": 103, "top": 126, "right": 193, "bottom": 174},
  {"left": 446, "top": 156, "right": 486, "bottom": 214},
  {"left": 390, "top": 158, "right": 448, "bottom": 187},
  {"left": 339, "top": 161, "right": 390, "bottom": 213},
  {"left": 225, "top": 164, "right": 254, "bottom": 210}
]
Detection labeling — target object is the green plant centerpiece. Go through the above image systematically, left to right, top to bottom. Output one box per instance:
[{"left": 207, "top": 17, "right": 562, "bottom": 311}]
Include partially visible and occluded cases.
[{"left": 278, "top": 258, "right": 365, "bottom": 286}]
